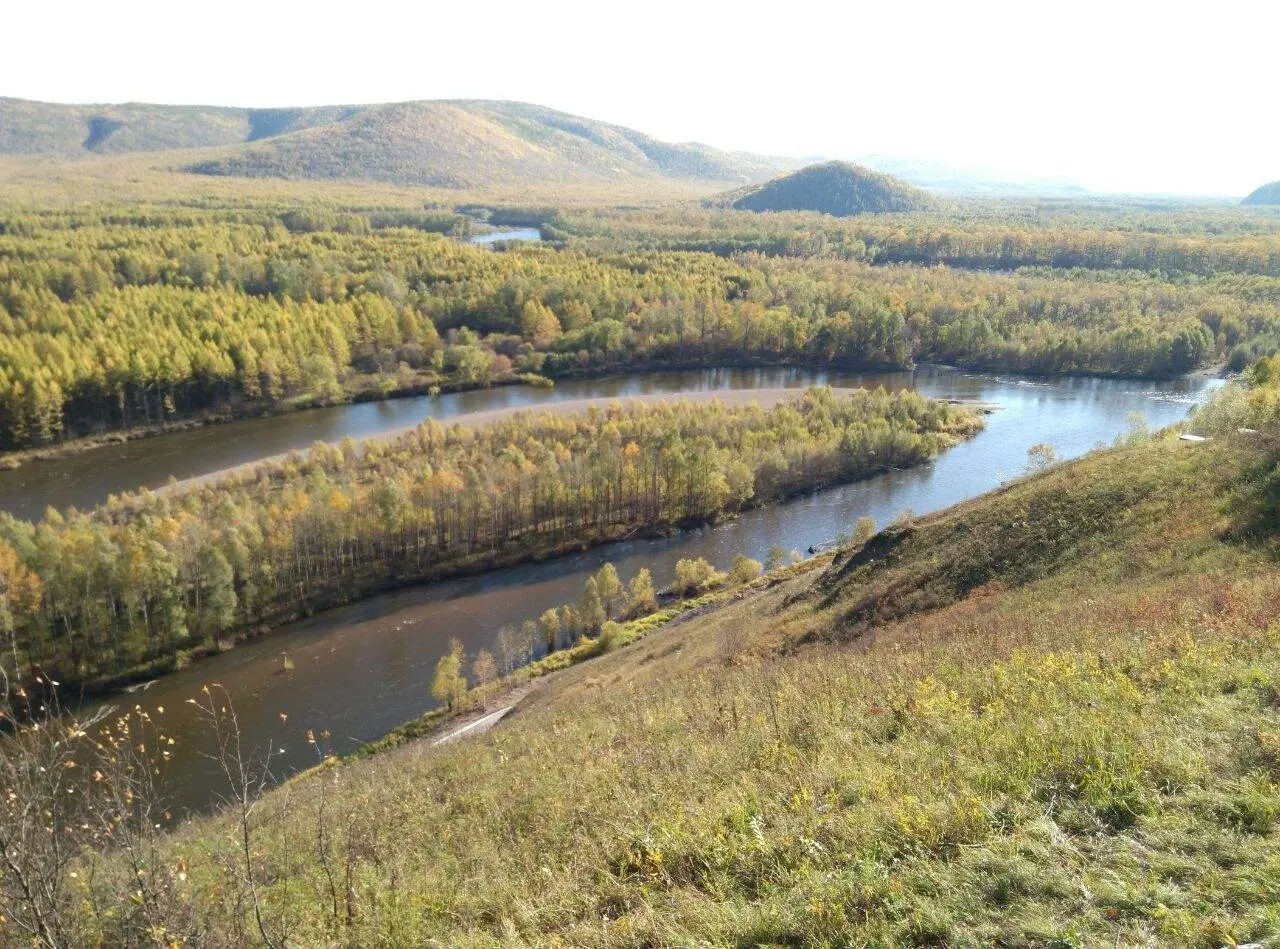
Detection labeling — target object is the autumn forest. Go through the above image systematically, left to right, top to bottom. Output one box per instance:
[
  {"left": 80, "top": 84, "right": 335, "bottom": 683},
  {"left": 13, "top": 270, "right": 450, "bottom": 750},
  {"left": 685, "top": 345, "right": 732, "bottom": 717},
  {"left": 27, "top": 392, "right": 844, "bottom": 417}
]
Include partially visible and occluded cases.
[{"left": 3, "top": 200, "right": 1279, "bottom": 450}]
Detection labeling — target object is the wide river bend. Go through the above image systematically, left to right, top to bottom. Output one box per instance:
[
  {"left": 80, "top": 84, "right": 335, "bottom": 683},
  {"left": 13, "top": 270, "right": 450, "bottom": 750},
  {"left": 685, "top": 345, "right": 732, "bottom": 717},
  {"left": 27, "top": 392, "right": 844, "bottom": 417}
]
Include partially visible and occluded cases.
[{"left": 36, "top": 367, "right": 1218, "bottom": 815}]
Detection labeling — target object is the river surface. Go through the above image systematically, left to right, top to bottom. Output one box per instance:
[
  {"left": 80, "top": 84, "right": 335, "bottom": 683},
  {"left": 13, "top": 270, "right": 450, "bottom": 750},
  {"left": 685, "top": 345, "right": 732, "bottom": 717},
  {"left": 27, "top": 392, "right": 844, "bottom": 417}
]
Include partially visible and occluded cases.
[
  {"left": 469, "top": 227, "right": 543, "bottom": 245},
  {"left": 59, "top": 367, "right": 1219, "bottom": 816}
]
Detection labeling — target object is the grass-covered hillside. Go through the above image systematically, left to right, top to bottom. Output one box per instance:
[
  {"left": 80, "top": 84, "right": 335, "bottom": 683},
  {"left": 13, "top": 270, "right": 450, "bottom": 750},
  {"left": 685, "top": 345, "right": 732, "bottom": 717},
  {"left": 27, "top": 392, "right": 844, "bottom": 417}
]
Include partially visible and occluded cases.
[
  {"left": 0, "top": 97, "right": 258, "bottom": 155},
  {"left": 726, "top": 160, "right": 939, "bottom": 216},
  {"left": 56, "top": 382, "right": 1280, "bottom": 945}
]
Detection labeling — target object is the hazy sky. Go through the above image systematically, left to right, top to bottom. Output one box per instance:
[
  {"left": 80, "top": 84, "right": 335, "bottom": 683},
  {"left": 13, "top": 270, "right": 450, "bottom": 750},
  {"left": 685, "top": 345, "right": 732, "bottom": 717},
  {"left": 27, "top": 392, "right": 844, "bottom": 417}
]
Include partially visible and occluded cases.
[{"left": 6, "top": 0, "right": 1276, "bottom": 196}]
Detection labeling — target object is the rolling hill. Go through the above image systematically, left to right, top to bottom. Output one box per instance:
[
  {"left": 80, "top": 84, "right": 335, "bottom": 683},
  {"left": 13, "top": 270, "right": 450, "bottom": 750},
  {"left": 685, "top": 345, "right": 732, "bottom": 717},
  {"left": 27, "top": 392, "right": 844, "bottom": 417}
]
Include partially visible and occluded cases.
[
  {"left": 0, "top": 97, "right": 793, "bottom": 190},
  {"left": 723, "top": 159, "right": 939, "bottom": 215},
  {"left": 1243, "top": 180, "right": 1280, "bottom": 206}
]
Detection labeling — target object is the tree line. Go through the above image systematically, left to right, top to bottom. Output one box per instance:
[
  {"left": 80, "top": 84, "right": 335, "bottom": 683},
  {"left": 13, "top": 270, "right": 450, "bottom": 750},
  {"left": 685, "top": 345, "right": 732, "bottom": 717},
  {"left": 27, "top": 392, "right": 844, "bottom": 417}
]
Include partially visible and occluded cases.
[
  {"left": 3, "top": 203, "right": 1276, "bottom": 449},
  {"left": 557, "top": 204, "right": 1280, "bottom": 277},
  {"left": 0, "top": 388, "right": 981, "bottom": 687}
]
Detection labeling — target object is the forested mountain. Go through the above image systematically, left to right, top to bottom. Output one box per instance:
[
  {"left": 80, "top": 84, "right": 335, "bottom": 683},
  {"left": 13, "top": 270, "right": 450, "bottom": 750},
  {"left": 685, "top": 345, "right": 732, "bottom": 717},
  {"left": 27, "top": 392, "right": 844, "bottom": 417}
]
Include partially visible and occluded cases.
[
  {"left": 0, "top": 97, "right": 792, "bottom": 188},
  {"left": 0, "top": 97, "right": 356, "bottom": 155},
  {"left": 187, "top": 101, "right": 791, "bottom": 188},
  {"left": 724, "top": 160, "right": 938, "bottom": 216},
  {"left": 1242, "top": 180, "right": 1280, "bottom": 206}
]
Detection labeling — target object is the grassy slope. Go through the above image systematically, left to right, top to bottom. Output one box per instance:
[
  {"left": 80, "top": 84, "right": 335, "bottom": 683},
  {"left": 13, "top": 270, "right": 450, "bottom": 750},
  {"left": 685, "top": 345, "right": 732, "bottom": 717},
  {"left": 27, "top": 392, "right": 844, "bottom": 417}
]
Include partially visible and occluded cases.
[
  {"left": 0, "top": 97, "right": 252, "bottom": 154},
  {"left": 0, "top": 152, "right": 721, "bottom": 209},
  {"left": 137, "top": 431, "right": 1280, "bottom": 945}
]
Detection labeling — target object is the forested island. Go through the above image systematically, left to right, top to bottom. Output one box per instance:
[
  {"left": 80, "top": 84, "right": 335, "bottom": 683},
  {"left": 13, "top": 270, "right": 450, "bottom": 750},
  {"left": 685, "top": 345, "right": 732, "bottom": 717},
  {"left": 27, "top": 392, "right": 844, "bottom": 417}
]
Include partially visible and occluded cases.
[{"left": 0, "top": 388, "right": 980, "bottom": 688}]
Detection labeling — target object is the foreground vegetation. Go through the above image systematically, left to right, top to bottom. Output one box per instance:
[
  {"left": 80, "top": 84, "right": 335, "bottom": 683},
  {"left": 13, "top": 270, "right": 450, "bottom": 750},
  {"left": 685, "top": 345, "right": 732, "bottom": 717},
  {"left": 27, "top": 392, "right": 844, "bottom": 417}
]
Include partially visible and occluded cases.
[
  {"left": 2, "top": 367, "right": 1274, "bottom": 945},
  {"left": 0, "top": 387, "right": 978, "bottom": 689}
]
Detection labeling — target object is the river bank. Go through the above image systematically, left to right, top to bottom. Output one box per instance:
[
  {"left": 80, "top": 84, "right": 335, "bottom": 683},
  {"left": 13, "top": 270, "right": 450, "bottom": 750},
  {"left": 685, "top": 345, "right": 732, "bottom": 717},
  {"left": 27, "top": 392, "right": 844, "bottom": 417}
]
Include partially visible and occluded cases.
[
  {"left": 0, "top": 354, "right": 1223, "bottom": 480},
  {"left": 0, "top": 364, "right": 1213, "bottom": 521},
  {"left": 0, "top": 370, "right": 549, "bottom": 474},
  {"left": 51, "top": 370, "right": 1217, "bottom": 816},
  {"left": 168, "top": 386, "right": 945, "bottom": 495},
  {"left": 71, "top": 391, "right": 984, "bottom": 697},
  {"left": 354, "top": 553, "right": 833, "bottom": 761}
]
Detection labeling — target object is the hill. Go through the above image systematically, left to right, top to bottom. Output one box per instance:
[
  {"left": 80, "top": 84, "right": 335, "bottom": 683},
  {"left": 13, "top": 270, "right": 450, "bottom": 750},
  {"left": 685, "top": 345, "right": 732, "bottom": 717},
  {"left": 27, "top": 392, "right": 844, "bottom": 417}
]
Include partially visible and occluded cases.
[
  {"left": 0, "top": 97, "right": 793, "bottom": 189},
  {"left": 0, "top": 97, "right": 358, "bottom": 155},
  {"left": 724, "top": 160, "right": 939, "bottom": 215},
  {"left": 1243, "top": 180, "right": 1280, "bottom": 206},
  {"left": 45, "top": 375, "right": 1280, "bottom": 944}
]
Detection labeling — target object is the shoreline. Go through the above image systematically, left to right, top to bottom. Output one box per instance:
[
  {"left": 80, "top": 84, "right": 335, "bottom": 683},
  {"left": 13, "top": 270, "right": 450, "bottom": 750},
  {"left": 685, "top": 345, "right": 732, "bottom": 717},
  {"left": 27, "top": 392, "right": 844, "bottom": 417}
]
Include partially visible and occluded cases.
[
  {"left": 0, "top": 355, "right": 1209, "bottom": 474},
  {"left": 0, "top": 372, "right": 538, "bottom": 472},
  {"left": 163, "top": 387, "right": 867, "bottom": 495},
  {"left": 165, "top": 388, "right": 998, "bottom": 496},
  {"left": 70, "top": 425, "right": 983, "bottom": 700},
  {"left": 355, "top": 553, "right": 835, "bottom": 764}
]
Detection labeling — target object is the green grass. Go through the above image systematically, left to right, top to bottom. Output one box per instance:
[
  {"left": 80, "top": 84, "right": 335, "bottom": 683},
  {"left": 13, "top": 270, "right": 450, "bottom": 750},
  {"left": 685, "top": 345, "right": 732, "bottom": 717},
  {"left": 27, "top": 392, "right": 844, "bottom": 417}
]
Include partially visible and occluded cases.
[{"left": 69, "top": 430, "right": 1280, "bottom": 945}]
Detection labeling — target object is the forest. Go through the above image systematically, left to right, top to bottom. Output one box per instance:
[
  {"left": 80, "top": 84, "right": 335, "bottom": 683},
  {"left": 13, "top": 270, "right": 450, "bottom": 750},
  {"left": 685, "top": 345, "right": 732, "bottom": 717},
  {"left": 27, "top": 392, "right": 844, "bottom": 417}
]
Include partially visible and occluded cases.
[
  {"left": 2, "top": 200, "right": 1278, "bottom": 450},
  {"left": 558, "top": 204, "right": 1280, "bottom": 275},
  {"left": 0, "top": 388, "right": 980, "bottom": 687}
]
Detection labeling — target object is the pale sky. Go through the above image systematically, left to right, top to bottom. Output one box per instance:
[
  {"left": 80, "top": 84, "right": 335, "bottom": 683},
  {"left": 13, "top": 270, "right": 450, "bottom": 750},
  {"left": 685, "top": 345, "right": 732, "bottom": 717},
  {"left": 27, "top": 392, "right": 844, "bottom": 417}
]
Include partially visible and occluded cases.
[{"left": 5, "top": 0, "right": 1276, "bottom": 196}]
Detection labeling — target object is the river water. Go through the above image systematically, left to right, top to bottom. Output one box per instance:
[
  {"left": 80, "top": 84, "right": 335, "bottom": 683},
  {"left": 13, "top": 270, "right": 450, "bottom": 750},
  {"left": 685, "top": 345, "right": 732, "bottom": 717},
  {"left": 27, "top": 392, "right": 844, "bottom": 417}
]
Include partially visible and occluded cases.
[
  {"left": 469, "top": 227, "right": 543, "bottom": 245},
  {"left": 53, "top": 367, "right": 1218, "bottom": 815},
  {"left": 5, "top": 368, "right": 913, "bottom": 520}
]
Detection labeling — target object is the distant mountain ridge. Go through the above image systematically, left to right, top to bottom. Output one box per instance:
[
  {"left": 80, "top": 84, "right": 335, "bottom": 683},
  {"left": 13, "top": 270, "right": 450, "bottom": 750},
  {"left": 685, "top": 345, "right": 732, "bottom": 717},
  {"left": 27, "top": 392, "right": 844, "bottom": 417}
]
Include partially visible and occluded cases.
[
  {"left": 0, "top": 97, "right": 795, "bottom": 189},
  {"left": 720, "top": 160, "right": 938, "bottom": 216},
  {"left": 1242, "top": 181, "right": 1280, "bottom": 206}
]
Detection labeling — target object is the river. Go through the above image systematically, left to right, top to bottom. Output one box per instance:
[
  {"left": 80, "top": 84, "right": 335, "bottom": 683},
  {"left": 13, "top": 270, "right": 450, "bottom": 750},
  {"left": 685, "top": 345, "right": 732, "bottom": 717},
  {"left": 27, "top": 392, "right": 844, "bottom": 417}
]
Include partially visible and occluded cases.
[
  {"left": 469, "top": 226, "right": 543, "bottom": 245},
  {"left": 0, "top": 366, "right": 1020, "bottom": 520},
  {"left": 56, "top": 367, "right": 1218, "bottom": 816}
]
